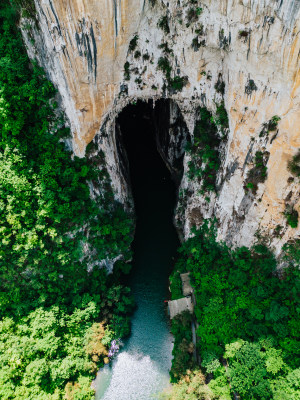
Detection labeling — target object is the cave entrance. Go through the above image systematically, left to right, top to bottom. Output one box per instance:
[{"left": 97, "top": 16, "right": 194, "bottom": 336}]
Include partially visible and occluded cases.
[
  {"left": 116, "top": 99, "right": 189, "bottom": 187},
  {"left": 116, "top": 99, "right": 189, "bottom": 286},
  {"left": 117, "top": 99, "right": 183, "bottom": 289},
  {"left": 96, "top": 100, "right": 188, "bottom": 399}
]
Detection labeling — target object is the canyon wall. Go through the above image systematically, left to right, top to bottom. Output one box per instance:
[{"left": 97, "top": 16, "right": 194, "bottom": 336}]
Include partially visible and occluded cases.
[{"left": 22, "top": 0, "right": 300, "bottom": 254}]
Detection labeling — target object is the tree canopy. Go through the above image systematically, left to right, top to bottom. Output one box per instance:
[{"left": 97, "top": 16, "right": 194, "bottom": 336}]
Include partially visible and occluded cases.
[
  {"left": 0, "top": 2, "right": 135, "bottom": 398},
  {"left": 169, "top": 221, "right": 300, "bottom": 399}
]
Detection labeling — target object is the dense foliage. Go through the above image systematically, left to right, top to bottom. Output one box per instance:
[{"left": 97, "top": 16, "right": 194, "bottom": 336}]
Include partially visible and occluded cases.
[
  {"left": 0, "top": 2, "right": 134, "bottom": 398},
  {"left": 169, "top": 221, "right": 300, "bottom": 399},
  {"left": 1, "top": 306, "right": 99, "bottom": 400},
  {"left": 169, "top": 311, "right": 195, "bottom": 382},
  {"left": 162, "top": 370, "right": 214, "bottom": 400}
]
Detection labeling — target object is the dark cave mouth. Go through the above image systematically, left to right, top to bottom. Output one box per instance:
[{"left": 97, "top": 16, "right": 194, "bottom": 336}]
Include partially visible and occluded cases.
[
  {"left": 115, "top": 98, "right": 190, "bottom": 271},
  {"left": 115, "top": 99, "right": 190, "bottom": 192}
]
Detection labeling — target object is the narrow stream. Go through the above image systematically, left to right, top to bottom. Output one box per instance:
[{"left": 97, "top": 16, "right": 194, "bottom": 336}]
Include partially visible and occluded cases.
[{"left": 95, "top": 103, "right": 180, "bottom": 400}]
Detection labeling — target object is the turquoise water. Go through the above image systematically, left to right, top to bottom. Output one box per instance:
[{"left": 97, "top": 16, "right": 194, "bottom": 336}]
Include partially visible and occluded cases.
[{"left": 95, "top": 103, "right": 180, "bottom": 400}]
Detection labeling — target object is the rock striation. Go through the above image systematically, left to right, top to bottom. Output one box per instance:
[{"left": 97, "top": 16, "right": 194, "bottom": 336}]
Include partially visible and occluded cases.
[{"left": 22, "top": 0, "right": 300, "bottom": 254}]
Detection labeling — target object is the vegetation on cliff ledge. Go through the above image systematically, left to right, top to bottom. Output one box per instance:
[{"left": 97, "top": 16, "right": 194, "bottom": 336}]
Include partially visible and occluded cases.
[
  {"left": 0, "top": 2, "right": 134, "bottom": 399},
  {"left": 187, "top": 105, "right": 228, "bottom": 194}
]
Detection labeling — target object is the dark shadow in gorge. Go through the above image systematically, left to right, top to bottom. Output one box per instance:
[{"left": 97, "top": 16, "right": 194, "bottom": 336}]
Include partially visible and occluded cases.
[{"left": 116, "top": 99, "right": 182, "bottom": 360}]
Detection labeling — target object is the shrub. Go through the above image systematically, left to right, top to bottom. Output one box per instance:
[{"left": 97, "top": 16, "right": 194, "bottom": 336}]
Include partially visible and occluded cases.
[
  {"left": 13, "top": 0, "right": 37, "bottom": 19},
  {"left": 186, "top": 7, "right": 202, "bottom": 23},
  {"left": 158, "top": 15, "right": 170, "bottom": 34},
  {"left": 195, "top": 25, "right": 204, "bottom": 35},
  {"left": 239, "top": 29, "right": 249, "bottom": 39},
  {"left": 128, "top": 34, "right": 138, "bottom": 51},
  {"left": 191, "top": 36, "right": 205, "bottom": 51},
  {"left": 158, "top": 42, "right": 173, "bottom": 55},
  {"left": 142, "top": 53, "right": 150, "bottom": 60},
  {"left": 157, "top": 56, "right": 172, "bottom": 79},
  {"left": 157, "top": 56, "right": 187, "bottom": 92},
  {"left": 124, "top": 61, "right": 130, "bottom": 80},
  {"left": 214, "top": 74, "right": 225, "bottom": 94},
  {"left": 169, "top": 75, "right": 187, "bottom": 91},
  {"left": 245, "top": 78, "right": 257, "bottom": 95},
  {"left": 215, "top": 102, "right": 229, "bottom": 132},
  {"left": 260, "top": 115, "right": 281, "bottom": 137},
  {"left": 268, "top": 115, "right": 281, "bottom": 131},
  {"left": 288, "top": 150, "right": 300, "bottom": 177},
  {"left": 245, "top": 151, "right": 269, "bottom": 194},
  {"left": 284, "top": 207, "right": 299, "bottom": 228},
  {"left": 169, "top": 270, "right": 183, "bottom": 300},
  {"left": 162, "top": 370, "right": 214, "bottom": 400}
]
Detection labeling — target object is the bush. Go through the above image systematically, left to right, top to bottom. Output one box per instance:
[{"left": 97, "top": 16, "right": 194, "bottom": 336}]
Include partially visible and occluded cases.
[
  {"left": 13, "top": 0, "right": 37, "bottom": 19},
  {"left": 186, "top": 7, "right": 202, "bottom": 23},
  {"left": 158, "top": 15, "right": 170, "bottom": 34},
  {"left": 239, "top": 30, "right": 249, "bottom": 39},
  {"left": 128, "top": 34, "right": 138, "bottom": 52},
  {"left": 158, "top": 42, "right": 173, "bottom": 55},
  {"left": 142, "top": 53, "right": 150, "bottom": 61},
  {"left": 157, "top": 56, "right": 172, "bottom": 79},
  {"left": 157, "top": 56, "right": 187, "bottom": 92},
  {"left": 124, "top": 61, "right": 130, "bottom": 80},
  {"left": 214, "top": 75, "right": 225, "bottom": 94},
  {"left": 169, "top": 76, "right": 187, "bottom": 91},
  {"left": 245, "top": 78, "right": 257, "bottom": 95},
  {"left": 259, "top": 115, "right": 281, "bottom": 137},
  {"left": 288, "top": 150, "right": 300, "bottom": 177},
  {"left": 245, "top": 151, "right": 269, "bottom": 194},
  {"left": 284, "top": 207, "right": 299, "bottom": 228},
  {"left": 169, "top": 270, "right": 183, "bottom": 300}
]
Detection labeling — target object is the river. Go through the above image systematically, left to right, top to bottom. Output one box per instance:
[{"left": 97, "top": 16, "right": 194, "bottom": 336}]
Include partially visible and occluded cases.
[{"left": 95, "top": 103, "right": 180, "bottom": 400}]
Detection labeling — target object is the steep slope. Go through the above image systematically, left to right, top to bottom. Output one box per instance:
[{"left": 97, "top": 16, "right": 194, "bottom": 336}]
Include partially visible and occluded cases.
[{"left": 22, "top": 0, "right": 300, "bottom": 253}]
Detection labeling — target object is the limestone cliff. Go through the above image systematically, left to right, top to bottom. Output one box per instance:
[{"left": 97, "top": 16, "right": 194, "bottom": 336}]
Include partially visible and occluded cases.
[{"left": 22, "top": 0, "right": 300, "bottom": 254}]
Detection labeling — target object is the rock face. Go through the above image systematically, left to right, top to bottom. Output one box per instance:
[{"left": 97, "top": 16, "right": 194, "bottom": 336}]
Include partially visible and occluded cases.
[{"left": 23, "top": 0, "right": 300, "bottom": 253}]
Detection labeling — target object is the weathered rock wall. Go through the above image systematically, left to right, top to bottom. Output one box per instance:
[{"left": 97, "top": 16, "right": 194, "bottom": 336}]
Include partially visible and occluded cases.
[{"left": 22, "top": 0, "right": 300, "bottom": 253}]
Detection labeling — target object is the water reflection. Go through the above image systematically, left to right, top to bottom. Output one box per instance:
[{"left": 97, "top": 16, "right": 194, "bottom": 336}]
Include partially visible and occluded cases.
[{"left": 95, "top": 350, "right": 171, "bottom": 400}]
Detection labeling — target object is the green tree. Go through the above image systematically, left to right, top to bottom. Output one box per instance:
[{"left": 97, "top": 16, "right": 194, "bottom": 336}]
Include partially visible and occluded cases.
[{"left": 0, "top": 2, "right": 135, "bottom": 398}]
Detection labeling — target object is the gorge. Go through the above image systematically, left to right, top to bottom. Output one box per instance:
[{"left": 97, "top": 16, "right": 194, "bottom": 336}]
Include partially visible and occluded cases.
[
  {"left": 0, "top": 0, "right": 299, "bottom": 399},
  {"left": 95, "top": 101, "right": 179, "bottom": 399}
]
